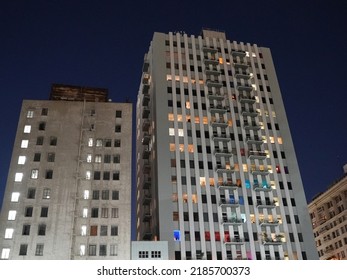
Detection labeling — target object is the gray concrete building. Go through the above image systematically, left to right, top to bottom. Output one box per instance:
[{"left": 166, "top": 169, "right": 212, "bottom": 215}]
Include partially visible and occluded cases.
[
  {"left": 135, "top": 29, "right": 318, "bottom": 260},
  {"left": 0, "top": 84, "right": 132, "bottom": 259},
  {"left": 308, "top": 165, "right": 347, "bottom": 260}
]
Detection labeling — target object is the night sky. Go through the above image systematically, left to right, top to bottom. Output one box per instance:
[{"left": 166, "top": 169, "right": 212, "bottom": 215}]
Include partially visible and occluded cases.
[{"left": 1, "top": 0, "right": 346, "bottom": 210}]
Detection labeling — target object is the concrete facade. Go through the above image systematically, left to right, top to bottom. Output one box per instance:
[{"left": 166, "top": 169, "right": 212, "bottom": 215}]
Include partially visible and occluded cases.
[
  {"left": 136, "top": 30, "right": 318, "bottom": 260},
  {"left": 0, "top": 85, "right": 132, "bottom": 259}
]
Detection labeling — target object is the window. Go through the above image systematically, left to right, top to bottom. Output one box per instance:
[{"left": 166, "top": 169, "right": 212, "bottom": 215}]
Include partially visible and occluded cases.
[
  {"left": 41, "top": 108, "right": 48, "bottom": 116},
  {"left": 27, "top": 110, "right": 34, "bottom": 118},
  {"left": 115, "top": 110, "right": 122, "bottom": 118},
  {"left": 38, "top": 122, "right": 46, "bottom": 131},
  {"left": 24, "top": 125, "right": 31, "bottom": 133},
  {"left": 115, "top": 125, "right": 121, "bottom": 133},
  {"left": 36, "top": 136, "right": 44, "bottom": 145},
  {"left": 50, "top": 137, "right": 57, "bottom": 146},
  {"left": 88, "top": 138, "right": 94, "bottom": 147},
  {"left": 96, "top": 139, "right": 103, "bottom": 147},
  {"left": 104, "top": 139, "right": 112, "bottom": 147},
  {"left": 114, "top": 139, "right": 121, "bottom": 147},
  {"left": 21, "top": 140, "right": 29, "bottom": 148},
  {"left": 33, "top": 153, "right": 41, "bottom": 162},
  {"left": 47, "top": 153, "right": 55, "bottom": 162},
  {"left": 104, "top": 154, "right": 111, "bottom": 163},
  {"left": 113, "top": 154, "right": 120, "bottom": 163},
  {"left": 18, "top": 156, "right": 26, "bottom": 165},
  {"left": 31, "top": 169, "right": 39, "bottom": 179},
  {"left": 45, "top": 170, "right": 53, "bottom": 179},
  {"left": 93, "top": 171, "right": 101, "bottom": 180},
  {"left": 103, "top": 171, "right": 110, "bottom": 180},
  {"left": 113, "top": 171, "right": 120, "bottom": 180},
  {"left": 15, "top": 172, "right": 23, "bottom": 182},
  {"left": 27, "top": 188, "right": 36, "bottom": 199},
  {"left": 42, "top": 188, "right": 51, "bottom": 199},
  {"left": 84, "top": 190, "right": 90, "bottom": 199},
  {"left": 92, "top": 190, "right": 99, "bottom": 200},
  {"left": 102, "top": 190, "right": 109, "bottom": 200},
  {"left": 112, "top": 191, "right": 119, "bottom": 200},
  {"left": 11, "top": 192, "right": 20, "bottom": 202},
  {"left": 25, "top": 207, "right": 33, "bottom": 217},
  {"left": 40, "top": 207, "right": 48, "bottom": 217},
  {"left": 82, "top": 208, "right": 88, "bottom": 218},
  {"left": 91, "top": 208, "right": 99, "bottom": 218},
  {"left": 101, "top": 208, "right": 108, "bottom": 218},
  {"left": 111, "top": 208, "right": 119, "bottom": 218},
  {"left": 8, "top": 210, "right": 17, "bottom": 220},
  {"left": 22, "top": 224, "right": 31, "bottom": 235},
  {"left": 38, "top": 224, "right": 46, "bottom": 235},
  {"left": 81, "top": 225, "right": 87, "bottom": 236},
  {"left": 90, "top": 225, "right": 98, "bottom": 236},
  {"left": 111, "top": 225, "right": 118, "bottom": 236},
  {"left": 100, "top": 226, "right": 108, "bottom": 236},
  {"left": 5, "top": 228, "right": 14, "bottom": 239},
  {"left": 19, "top": 244, "right": 28, "bottom": 256},
  {"left": 35, "top": 244, "right": 44, "bottom": 256},
  {"left": 80, "top": 245, "right": 86, "bottom": 256},
  {"left": 89, "top": 245, "right": 97, "bottom": 256},
  {"left": 99, "top": 245, "right": 107, "bottom": 256},
  {"left": 110, "top": 245, "right": 118, "bottom": 256},
  {"left": 1, "top": 248, "right": 10, "bottom": 259},
  {"left": 139, "top": 251, "right": 149, "bottom": 258},
  {"left": 151, "top": 251, "right": 161, "bottom": 258}
]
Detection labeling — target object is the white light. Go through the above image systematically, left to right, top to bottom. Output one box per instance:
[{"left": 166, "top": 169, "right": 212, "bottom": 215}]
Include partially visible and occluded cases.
[
  {"left": 24, "top": 125, "right": 31, "bottom": 133},
  {"left": 21, "top": 140, "right": 29, "bottom": 148},
  {"left": 15, "top": 173, "right": 23, "bottom": 182},
  {"left": 11, "top": 192, "right": 20, "bottom": 202},
  {"left": 5, "top": 228, "right": 14, "bottom": 239}
]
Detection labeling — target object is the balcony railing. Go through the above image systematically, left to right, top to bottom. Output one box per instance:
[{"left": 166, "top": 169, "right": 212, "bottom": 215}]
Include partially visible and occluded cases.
[
  {"left": 248, "top": 150, "right": 267, "bottom": 160},
  {"left": 256, "top": 200, "right": 277, "bottom": 208}
]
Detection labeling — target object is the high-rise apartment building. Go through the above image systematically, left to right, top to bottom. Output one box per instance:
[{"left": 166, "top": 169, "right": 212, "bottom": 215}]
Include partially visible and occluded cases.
[
  {"left": 136, "top": 29, "right": 318, "bottom": 260},
  {"left": 0, "top": 84, "right": 132, "bottom": 259},
  {"left": 308, "top": 165, "right": 347, "bottom": 260}
]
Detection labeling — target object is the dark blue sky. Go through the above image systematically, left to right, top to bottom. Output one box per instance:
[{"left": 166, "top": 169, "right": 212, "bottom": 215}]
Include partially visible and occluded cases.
[{"left": 1, "top": 0, "right": 346, "bottom": 210}]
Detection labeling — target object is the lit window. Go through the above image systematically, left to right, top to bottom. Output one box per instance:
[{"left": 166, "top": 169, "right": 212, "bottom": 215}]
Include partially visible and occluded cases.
[
  {"left": 219, "top": 58, "right": 224, "bottom": 64},
  {"left": 252, "top": 84, "right": 257, "bottom": 91},
  {"left": 186, "top": 102, "right": 191, "bottom": 109},
  {"left": 27, "top": 110, "right": 34, "bottom": 118},
  {"left": 272, "top": 111, "right": 276, "bottom": 118},
  {"left": 168, "top": 113, "right": 174, "bottom": 121},
  {"left": 177, "top": 115, "right": 183, "bottom": 122},
  {"left": 203, "top": 117, "right": 208, "bottom": 124},
  {"left": 24, "top": 125, "right": 31, "bottom": 133},
  {"left": 169, "top": 128, "right": 175, "bottom": 136},
  {"left": 178, "top": 129, "right": 184, "bottom": 137},
  {"left": 269, "top": 136, "right": 275, "bottom": 143},
  {"left": 278, "top": 137, "right": 283, "bottom": 144},
  {"left": 88, "top": 138, "right": 93, "bottom": 147},
  {"left": 96, "top": 139, "right": 103, "bottom": 147},
  {"left": 21, "top": 140, "right": 29, "bottom": 148},
  {"left": 169, "top": 143, "right": 175, "bottom": 151},
  {"left": 187, "top": 144, "right": 194, "bottom": 153},
  {"left": 87, "top": 154, "right": 92, "bottom": 163},
  {"left": 95, "top": 155, "right": 102, "bottom": 163},
  {"left": 18, "top": 156, "right": 26, "bottom": 165},
  {"left": 243, "top": 164, "right": 248, "bottom": 172},
  {"left": 31, "top": 169, "right": 39, "bottom": 179},
  {"left": 86, "top": 171, "right": 91, "bottom": 180},
  {"left": 15, "top": 173, "right": 23, "bottom": 182},
  {"left": 200, "top": 177, "right": 206, "bottom": 187},
  {"left": 209, "top": 178, "right": 215, "bottom": 187},
  {"left": 42, "top": 188, "right": 51, "bottom": 199},
  {"left": 83, "top": 190, "right": 89, "bottom": 199},
  {"left": 11, "top": 192, "right": 20, "bottom": 202},
  {"left": 192, "top": 194, "right": 198, "bottom": 203},
  {"left": 83, "top": 208, "right": 88, "bottom": 218},
  {"left": 8, "top": 210, "right": 16, "bottom": 220},
  {"left": 81, "top": 225, "right": 87, "bottom": 236},
  {"left": 5, "top": 228, "right": 14, "bottom": 239},
  {"left": 174, "top": 230, "right": 181, "bottom": 241},
  {"left": 80, "top": 245, "right": 86, "bottom": 256},
  {"left": 1, "top": 249, "right": 10, "bottom": 259}
]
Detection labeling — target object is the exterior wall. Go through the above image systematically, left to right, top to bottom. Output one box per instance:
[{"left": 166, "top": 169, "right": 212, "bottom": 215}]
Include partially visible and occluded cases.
[
  {"left": 136, "top": 30, "right": 318, "bottom": 260},
  {"left": 0, "top": 98, "right": 132, "bottom": 259},
  {"left": 308, "top": 175, "right": 347, "bottom": 260},
  {"left": 131, "top": 241, "right": 168, "bottom": 260}
]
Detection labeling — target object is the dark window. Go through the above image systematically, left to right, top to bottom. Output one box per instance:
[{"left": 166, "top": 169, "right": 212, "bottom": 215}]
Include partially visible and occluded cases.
[
  {"left": 41, "top": 108, "right": 48, "bottom": 116},
  {"left": 115, "top": 110, "right": 122, "bottom": 118},
  {"left": 38, "top": 122, "right": 46, "bottom": 131},
  {"left": 115, "top": 125, "right": 121, "bottom": 133},
  {"left": 36, "top": 136, "right": 44, "bottom": 145},
  {"left": 50, "top": 137, "right": 57, "bottom": 146},
  {"left": 114, "top": 139, "right": 121, "bottom": 147},
  {"left": 33, "top": 153, "right": 41, "bottom": 162},
  {"left": 47, "top": 153, "right": 55, "bottom": 162},
  {"left": 113, "top": 154, "right": 120, "bottom": 163},
  {"left": 94, "top": 171, "right": 101, "bottom": 180},
  {"left": 103, "top": 171, "right": 110, "bottom": 180},
  {"left": 113, "top": 171, "right": 120, "bottom": 180},
  {"left": 27, "top": 188, "right": 36, "bottom": 199},
  {"left": 92, "top": 190, "right": 99, "bottom": 200},
  {"left": 101, "top": 190, "right": 109, "bottom": 200},
  {"left": 112, "top": 190, "right": 119, "bottom": 200},
  {"left": 282, "top": 198, "right": 287, "bottom": 206},
  {"left": 291, "top": 198, "right": 296, "bottom": 206},
  {"left": 25, "top": 207, "right": 33, "bottom": 217},
  {"left": 40, "top": 207, "right": 48, "bottom": 217},
  {"left": 91, "top": 208, "right": 99, "bottom": 218},
  {"left": 286, "top": 215, "right": 291, "bottom": 224},
  {"left": 38, "top": 224, "right": 46, "bottom": 236},
  {"left": 22, "top": 225, "right": 31, "bottom": 235},
  {"left": 90, "top": 225, "right": 98, "bottom": 236},
  {"left": 100, "top": 226, "right": 108, "bottom": 236},
  {"left": 111, "top": 226, "right": 118, "bottom": 236},
  {"left": 298, "top": 233, "right": 304, "bottom": 242},
  {"left": 19, "top": 244, "right": 28, "bottom": 256},
  {"left": 35, "top": 244, "right": 44, "bottom": 256},
  {"left": 89, "top": 245, "right": 97, "bottom": 256},
  {"left": 99, "top": 245, "right": 107, "bottom": 256}
]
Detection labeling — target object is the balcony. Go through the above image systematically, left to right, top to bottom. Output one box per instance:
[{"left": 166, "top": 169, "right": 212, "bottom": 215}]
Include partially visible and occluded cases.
[
  {"left": 202, "top": 46, "right": 217, "bottom": 53},
  {"left": 231, "top": 50, "right": 246, "bottom": 57},
  {"left": 204, "top": 58, "right": 219, "bottom": 66},
  {"left": 142, "top": 60, "right": 149, "bottom": 73},
  {"left": 233, "top": 62, "right": 249, "bottom": 70},
  {"left": 205, "top": 68, "right": 221, "bottom": 76},
  {"left": 235, "top": 72, "right": 251, "bottom": 80},
  {"left": 206, "top": 79, "right": 223, "bottom": 88},
  {"left": 142, "top": 84, "right": 150, "bottom": 95},
  {"left": 237, "top": 84, "right": 253, "bottom": 92},
  {"left": 207, "top": 92, "right": 224, "bottom": 101},
  {"left": 239, "top": 94, "right": 256, "bottom": 104},
  {"left": 142, "top": 95, "right": 150, "bottom": 106},
  {"left": 209, "top": 104, "right": 228, "bottom": 113},
  {"left": 142, "top": 107, "right": 150, "bottom": 118},
  {"left": 241, "top": 109, "right": 258, "bottom": 117},
  {"left": 211, "top": 119, "right": 229, "bottom": 128},
  {"left": 142, "top": 120, "right": 150, "bottom": 132},
  {"left": 244, "top": 122, "right": 261, "bottom": 131},
  {"left": 212, "top": 133, "right": 230, "bottom": 142},
  {"left": 142, "top": 134, "right": 150, "bottom": 145},
  {"left": 246, "top": 136, "right": 263, "bottom": 145},
  {"left": 214, "top": 148, "right": 233, "bottom": 157},
  {"left": 142, "top": 149, "right": 150, "bottom": 159},
  {"left": 248, "top": 150, "right": 267, "bottom": 160},
  {"left": 143, "top": 162, "right": 151, "bottom": 174},
  {"left": 216, "top": 164, "right": 234, "bottom": 173},
  {"left": 251, "top": 169, "right": 269, "bottom": 175},
  {"left": 143, "top": 178, "right": 151, "bottom": 190},
  {"left": 217, "top": 181, "right": 239, "bottom": 190},
  {"left": 253, "top": 184, "right": 272, "bottom": 192},
  {"left": 142, "top": 195, "right": 152, "bottom": 205},
  {"left": 219, "top": 199, "right": 239, "bottom": 208},
  {"left": 256, "top": 200, "right": 276, "bottom": 209},
  {"left": 142, "top": 212, "right": 152, "bottom": 222},
  {"left": 222, "top": 217, "right": 244, "bottom": 226},
  {"left": 259, "top": 220, "right": 280, "bottom": 227},
  {"left": 142, "top": 231, "right": 153, "bottom": 241},
  {"left": 262, "top": 236, "right": 284, "bottom": 245},
  {"left": 224, "top": 238, "right": 245, "bottom": 245}
]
